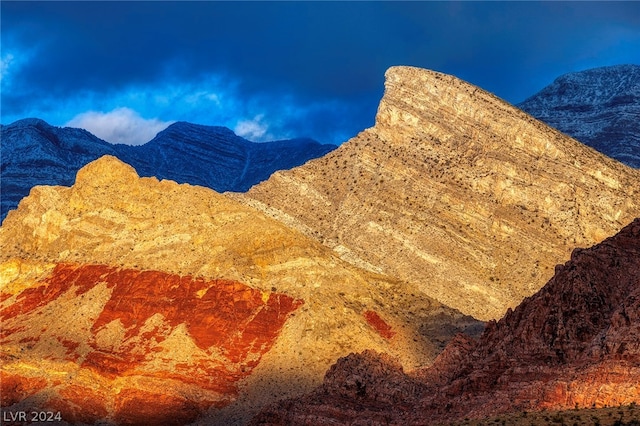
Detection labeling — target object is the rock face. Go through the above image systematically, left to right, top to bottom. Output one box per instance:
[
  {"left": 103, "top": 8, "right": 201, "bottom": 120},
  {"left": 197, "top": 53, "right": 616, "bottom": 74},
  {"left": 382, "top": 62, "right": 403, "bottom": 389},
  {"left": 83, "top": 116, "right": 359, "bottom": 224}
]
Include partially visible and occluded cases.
[
  {"left": 519, "top": 64, "right": 640, "bottom": 168},
  {"left": 234, "top": 66, "right": 640, "bottom": 320},
  {"left": 0, "top": 119, "right": 336, "bottom": 222},
  {"left": 0, "top": 156, "right": 481, "bottom": 425},
  {"left": 251, "top": 218, "right": 640, "bottom": 425},
  {"left": 2, "top": 263, "right": 302, "bottom": 425}
]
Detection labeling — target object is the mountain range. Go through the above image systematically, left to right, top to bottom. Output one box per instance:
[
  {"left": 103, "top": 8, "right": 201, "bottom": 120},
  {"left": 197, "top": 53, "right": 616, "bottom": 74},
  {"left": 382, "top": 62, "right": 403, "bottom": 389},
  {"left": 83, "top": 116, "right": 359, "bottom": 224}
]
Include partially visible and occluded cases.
[
  {"left": 519, "top": 64, "right": 640, "bottom": 168},
  {"left": 1, "top": 65, "right": 639, "bottom": 425},
  {"left": 2, "top": 65, "right": 637, "bottom": 226},
  {"left": 0, "top": 119, "right": 336, "bottom": 222}
]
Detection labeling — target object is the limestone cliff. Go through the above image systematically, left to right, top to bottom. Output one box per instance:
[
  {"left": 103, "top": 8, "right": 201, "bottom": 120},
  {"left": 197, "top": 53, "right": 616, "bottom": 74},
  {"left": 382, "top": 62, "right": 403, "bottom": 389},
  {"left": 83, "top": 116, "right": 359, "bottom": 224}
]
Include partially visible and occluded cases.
[
  {"left": 234, "top": 66, "right": 640, "bottom": 320},
  {"left": 0, "top": 156, "right": 480, "bottom": 425},
  {"left": 251, "top": 218, "right": 640, "bottom": 425}
]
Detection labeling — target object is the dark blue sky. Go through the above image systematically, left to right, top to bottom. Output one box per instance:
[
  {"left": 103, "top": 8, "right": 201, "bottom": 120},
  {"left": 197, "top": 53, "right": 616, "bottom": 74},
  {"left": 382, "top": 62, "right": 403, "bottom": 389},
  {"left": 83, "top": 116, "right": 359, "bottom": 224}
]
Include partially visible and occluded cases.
[{"left": 2, "top": 2, "right": 639, "bottom": 144}]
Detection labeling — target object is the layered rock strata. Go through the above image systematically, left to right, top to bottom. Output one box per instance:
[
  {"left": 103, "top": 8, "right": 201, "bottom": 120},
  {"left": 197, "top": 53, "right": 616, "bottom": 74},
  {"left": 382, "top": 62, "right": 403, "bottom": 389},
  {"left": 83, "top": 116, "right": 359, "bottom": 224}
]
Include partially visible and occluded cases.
[
  {"left": 519, "top": 64, "right": 640, "bottom": 168},
  {"left": 234, "top": 66, "right": 640, "bottom": 320},
  {"left": 0, "top": 119, "right": 335, "bottom": 222},
  {"left": 0, "top": 156, "right": 481, "bottom": 425},
  {"left": 251, "top": 218, "right": 640, "bottom": 425},
  {"left": 2, "top": 263, "right": 302, "bottom": 425}
]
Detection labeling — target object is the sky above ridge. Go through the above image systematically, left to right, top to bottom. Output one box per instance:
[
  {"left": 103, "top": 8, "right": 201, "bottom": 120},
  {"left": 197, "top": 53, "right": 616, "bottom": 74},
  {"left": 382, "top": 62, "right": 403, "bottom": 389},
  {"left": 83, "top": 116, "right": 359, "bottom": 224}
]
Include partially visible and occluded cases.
[{"left": 2, "top": 2, "right": 639, "bottom": 145}]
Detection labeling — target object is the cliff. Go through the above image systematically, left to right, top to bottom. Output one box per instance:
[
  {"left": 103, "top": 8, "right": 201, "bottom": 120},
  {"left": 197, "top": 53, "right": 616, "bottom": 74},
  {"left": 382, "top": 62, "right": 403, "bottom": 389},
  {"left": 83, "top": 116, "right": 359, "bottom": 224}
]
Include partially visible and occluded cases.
[{"left": 234, "top": 66, "right": 640, "bottom": 320}]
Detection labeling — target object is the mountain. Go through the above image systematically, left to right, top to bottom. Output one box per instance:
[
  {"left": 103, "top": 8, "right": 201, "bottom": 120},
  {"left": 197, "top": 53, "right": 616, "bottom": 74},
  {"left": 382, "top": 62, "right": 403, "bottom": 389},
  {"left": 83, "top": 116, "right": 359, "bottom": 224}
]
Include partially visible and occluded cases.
[
  {"left": 518, "top": 64, "right": 640, "bottom": 168},
  {"left": 233, "top": 66, "right": 640, "bottom": 321},
  {"left": 0, "top": 118, "right": 119, "bottom": 223},
  {"left": 0, "top": 119, "right": 336, "bottom": 222},
  {"left": 116, "top": 122, "right": 337, "bottom": 192},
  {"left": 0, "top": 156, "right": 481, "bottom": 425},
  {"left": 251, "top": 218, "right": 640, "bottom": 425}
]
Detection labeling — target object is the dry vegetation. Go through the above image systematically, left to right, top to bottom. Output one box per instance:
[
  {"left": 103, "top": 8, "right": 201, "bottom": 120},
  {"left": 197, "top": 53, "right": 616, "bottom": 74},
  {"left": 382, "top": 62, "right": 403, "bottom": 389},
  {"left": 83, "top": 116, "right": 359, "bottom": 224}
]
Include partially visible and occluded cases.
[{"left": 448, "top": 404, "right": 639, "bottom": 426}]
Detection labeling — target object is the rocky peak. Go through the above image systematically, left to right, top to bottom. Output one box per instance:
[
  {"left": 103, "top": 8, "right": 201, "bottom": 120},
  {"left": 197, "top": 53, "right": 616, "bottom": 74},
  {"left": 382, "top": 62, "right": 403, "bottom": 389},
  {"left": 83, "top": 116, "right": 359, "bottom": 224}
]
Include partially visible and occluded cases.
[
  {"left": 521, "top": 65, "right": 640, "bottom": 108},
  {"left": 237, "top": 66, "right": 640, "bottom": 320},
  {"left": 4, "top": 117, "right": 52, "bottom": 129},
  {"left": 147, "top": 121, "right": 246, "bottom": 147},
  {"left": 74, "top": 154, "right": 139, "bottom": 190},
  {"left": 468, "top": 217, "right": 640, "bottom": 367}
]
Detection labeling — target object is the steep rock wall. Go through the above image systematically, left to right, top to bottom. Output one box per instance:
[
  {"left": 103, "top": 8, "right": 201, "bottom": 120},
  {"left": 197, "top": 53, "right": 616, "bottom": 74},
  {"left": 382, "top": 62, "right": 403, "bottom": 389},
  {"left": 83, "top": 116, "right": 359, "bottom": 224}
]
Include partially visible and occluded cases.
[{"left": 236, "top": 66, "right": 640, "bottom": 320}]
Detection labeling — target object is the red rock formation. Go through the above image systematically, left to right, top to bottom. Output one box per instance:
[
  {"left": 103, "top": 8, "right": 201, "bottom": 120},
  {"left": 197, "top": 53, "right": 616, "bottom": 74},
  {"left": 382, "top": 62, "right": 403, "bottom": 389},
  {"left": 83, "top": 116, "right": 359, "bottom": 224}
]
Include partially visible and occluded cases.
[
  {"left": 251, "top": 218, "right": 640, "bottom": 425},
  {"left": 0, "top": 263, "right": 302, "bottom": 424},
  {"left": 363, "top": 310, "right": 396, "bottom": 339},
  {"left": 251, "top": 350, "right": 423, "bottom": 426},
  {"left": 0, "top": 371, "right": 48, "bottom": 406}
]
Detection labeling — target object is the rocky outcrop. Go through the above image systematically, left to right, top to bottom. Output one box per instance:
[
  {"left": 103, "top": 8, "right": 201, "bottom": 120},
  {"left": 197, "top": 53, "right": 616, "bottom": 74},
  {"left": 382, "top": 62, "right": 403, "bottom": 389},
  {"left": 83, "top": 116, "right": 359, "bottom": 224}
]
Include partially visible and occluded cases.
[
  {"left": 519, "top": 64, "right": 640, "bottom": 168},
  {"left": 234, "top": 66, "right": 640, "bottom": 320},
  {"left": 0, "top": 119, "right": 335, "bottom": 222},
  {"left": 0, "top": 156, "right": 481, "bottom": 425},
  {"left": 415, "top": 217, "right": 640, "bottom": 421},
  {"left": 251, "top": 218, "right": 640, "bottom": 425},
  {"left": 1, "top": 263, "right": 301, "bottom": 424}
]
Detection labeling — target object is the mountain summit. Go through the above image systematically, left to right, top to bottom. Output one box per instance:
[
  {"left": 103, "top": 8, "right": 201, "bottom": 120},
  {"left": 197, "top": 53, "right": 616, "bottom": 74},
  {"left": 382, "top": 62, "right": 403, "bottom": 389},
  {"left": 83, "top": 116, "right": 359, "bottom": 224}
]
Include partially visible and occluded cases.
[
  {"left": 519, "top": 64, "right": 640, "bottom": 168},
  {"left": 234, "top": 65, "right": 640, "bottom": 320},
  {"left": 0, "top": 119, "right": 336, "bottom": 222}
]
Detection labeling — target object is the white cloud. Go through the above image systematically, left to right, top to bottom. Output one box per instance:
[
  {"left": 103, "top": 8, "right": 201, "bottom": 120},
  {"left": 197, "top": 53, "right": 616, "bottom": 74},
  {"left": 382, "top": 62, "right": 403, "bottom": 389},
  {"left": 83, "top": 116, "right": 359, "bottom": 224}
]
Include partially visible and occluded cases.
[
  {"left": 0, "top": 53, "right": 15, "bottom": 83},
  {"left": 65, "top": 107, "right": 174, "bottom": 145},
  {"left": 234, "top": 114, "right": 275, "bottom": 141}
]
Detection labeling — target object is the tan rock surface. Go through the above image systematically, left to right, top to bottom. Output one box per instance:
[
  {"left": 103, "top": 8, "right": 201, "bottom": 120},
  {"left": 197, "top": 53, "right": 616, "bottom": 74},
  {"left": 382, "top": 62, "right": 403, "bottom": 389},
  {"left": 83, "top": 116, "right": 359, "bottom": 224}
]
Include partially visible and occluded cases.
[
  {"left": 233, "top": 66, "right": 640, "bottom": 320},
  {"left": 0, "top": 156, "right": 480, "bottom": 425},
  {"left": 251, "top": 218, "right": 640, "bottom": 425}
]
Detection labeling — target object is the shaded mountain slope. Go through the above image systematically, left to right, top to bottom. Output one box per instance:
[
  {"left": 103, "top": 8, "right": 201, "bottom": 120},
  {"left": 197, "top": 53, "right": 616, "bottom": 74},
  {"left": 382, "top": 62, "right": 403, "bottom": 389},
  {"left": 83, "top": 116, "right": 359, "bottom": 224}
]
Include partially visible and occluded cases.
[
  {"left": 519, "top": 64, "right": 640, "bottom": 168},
  {"left": 233, "top": 66, "right": 640, "bottom": 320},
  {"left": 0, "top": 118, "right": 118, "bottom": 222},
  {"left": 0, "top": 119, "right": 336, "bottom": 222},
  {"left": 116, "top": 122, "right": 336, "bottom": 192},
  {"left": 0, "top": 156, "right": 480, "bottom": 425},
  {"left": 251, "top": 218, "right": 640, "bottom": 425}
]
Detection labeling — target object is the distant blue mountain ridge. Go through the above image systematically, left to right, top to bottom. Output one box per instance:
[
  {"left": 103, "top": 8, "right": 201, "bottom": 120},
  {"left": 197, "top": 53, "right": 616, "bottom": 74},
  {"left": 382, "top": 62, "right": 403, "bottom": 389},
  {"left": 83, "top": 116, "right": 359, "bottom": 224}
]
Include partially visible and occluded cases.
[
  {"left": 518, "top": 64, "right": 640, "bottom": 169},
  {"left": 0, "top": 118, "right": 337, "bottom": 222}
]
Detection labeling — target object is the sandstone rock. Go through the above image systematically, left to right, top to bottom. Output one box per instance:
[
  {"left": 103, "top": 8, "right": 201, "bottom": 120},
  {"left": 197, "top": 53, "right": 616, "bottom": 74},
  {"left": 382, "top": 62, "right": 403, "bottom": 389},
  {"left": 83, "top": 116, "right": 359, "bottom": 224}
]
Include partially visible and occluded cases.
[
  {"left": 234, "top": 66, "right": 640, "bottom": 320},
  {"left": 0, "top": 156, "right": 481, "bottom": 425},
  {"left": 251, "top": 218, "right": 640, "bottom": 424},
  {"left": 0, "top": 263, "right": 301, "bottom": 423}
]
